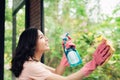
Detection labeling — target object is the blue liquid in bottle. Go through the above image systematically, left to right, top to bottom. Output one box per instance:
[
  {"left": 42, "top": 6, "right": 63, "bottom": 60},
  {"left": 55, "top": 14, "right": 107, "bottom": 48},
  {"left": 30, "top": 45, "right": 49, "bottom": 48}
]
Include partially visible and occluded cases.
[
  {"left": 63, "top": 33, "right": 82, "bottom": 67},
  {"left": 65, "top": 47, "right": 82, "bottom": 67}
]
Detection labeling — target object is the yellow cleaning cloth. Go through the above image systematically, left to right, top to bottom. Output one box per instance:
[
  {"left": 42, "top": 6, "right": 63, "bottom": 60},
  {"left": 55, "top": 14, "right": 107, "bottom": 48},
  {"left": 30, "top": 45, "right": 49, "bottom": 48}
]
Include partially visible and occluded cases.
[{"left": 102, "top": 38, "right": 115, "bottom": 66}]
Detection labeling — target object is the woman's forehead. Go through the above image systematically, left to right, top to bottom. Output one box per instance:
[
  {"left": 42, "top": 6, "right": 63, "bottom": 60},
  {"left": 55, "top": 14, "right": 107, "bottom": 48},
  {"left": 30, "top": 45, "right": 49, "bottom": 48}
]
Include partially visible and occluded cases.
[{"left": 38, "top": 30, "right": 43, "bottom": 35}]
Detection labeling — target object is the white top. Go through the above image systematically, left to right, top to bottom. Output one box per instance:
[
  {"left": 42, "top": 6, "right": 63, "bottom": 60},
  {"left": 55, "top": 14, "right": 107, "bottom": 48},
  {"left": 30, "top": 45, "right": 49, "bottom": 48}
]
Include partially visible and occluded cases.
[{"left": 18, "top": 60, "right": 52, "bottom": 80}]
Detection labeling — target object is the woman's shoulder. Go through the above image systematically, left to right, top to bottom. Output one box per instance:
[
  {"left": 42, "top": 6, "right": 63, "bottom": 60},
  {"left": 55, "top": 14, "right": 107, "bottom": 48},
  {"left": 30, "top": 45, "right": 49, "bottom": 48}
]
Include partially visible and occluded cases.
[
  {"left": 19, "top": 60, "right": 52, "bottom": 80},
  {"left": 23, "top": 60, "right": 41, "bottom": 68},
  {"left": 23, "top": 60, "right": 52, "bottom": 75},
  {"left": 23, "top": 60, "right": 50, "bottom": 72}
]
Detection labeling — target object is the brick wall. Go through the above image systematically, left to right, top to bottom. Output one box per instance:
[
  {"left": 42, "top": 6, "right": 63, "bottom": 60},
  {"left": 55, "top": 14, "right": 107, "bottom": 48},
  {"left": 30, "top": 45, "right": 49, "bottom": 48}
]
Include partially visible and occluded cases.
[{"left": 29, "top": 0, "right": 41, "bottom": 29}]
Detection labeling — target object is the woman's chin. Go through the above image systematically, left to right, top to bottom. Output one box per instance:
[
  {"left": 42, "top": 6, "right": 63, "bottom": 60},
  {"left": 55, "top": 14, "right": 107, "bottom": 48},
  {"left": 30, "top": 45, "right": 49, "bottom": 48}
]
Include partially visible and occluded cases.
[{"left": 45, "top": 47, "right": 50, "bottom": 51}]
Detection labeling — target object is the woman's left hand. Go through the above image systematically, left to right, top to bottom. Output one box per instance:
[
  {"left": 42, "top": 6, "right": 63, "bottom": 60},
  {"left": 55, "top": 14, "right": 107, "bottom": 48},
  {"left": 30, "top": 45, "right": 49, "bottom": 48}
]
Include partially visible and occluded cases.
[{"left": 60, "top": 54, "right": 69, "bottom": 67}]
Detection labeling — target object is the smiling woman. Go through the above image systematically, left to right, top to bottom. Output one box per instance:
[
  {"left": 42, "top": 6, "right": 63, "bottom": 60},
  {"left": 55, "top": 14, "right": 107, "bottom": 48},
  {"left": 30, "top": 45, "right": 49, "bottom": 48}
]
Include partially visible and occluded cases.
[
  {"left": 10, "top": 28, "right": 112, "bottom": 80},
  {"left": 33, "top": 30, "right": 50, "bottom": 61}
]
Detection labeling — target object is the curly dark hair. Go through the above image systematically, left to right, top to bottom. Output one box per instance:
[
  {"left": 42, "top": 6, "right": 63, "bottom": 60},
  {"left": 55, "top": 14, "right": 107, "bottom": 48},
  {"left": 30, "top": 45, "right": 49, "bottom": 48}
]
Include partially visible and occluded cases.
[{"left": 11, "top": 28, "right": 39, "bottom": 77}]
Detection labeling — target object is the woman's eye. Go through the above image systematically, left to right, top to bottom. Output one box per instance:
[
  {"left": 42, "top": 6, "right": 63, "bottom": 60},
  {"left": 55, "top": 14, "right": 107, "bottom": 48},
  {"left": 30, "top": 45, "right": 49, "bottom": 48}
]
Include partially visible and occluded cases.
[{"left": 39, "top": 36, "right": 43, "bottom": 39}]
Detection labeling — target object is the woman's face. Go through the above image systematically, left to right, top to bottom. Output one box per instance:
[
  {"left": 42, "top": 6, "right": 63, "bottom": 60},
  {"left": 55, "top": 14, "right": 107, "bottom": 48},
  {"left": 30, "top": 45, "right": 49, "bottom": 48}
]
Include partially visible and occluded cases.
[{"left": 35, "top": 30, "right": 50, "bottom": 53}]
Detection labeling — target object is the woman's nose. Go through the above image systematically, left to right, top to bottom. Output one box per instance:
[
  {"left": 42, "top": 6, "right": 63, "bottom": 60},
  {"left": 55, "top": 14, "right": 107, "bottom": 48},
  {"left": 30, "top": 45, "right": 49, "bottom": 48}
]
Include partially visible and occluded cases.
[{"left": 45, "top": 36, "right": 48, "bottom": 41}]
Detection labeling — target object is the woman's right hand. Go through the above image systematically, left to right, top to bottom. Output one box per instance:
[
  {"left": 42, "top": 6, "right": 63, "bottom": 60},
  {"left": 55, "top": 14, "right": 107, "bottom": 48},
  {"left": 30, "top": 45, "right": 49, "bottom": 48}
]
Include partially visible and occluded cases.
[
  {"left": 80, "top": 39, "right": 111, "bottom": 77},
  {"left": 93, "top": 39, "right": 110, "bottom": 66}
]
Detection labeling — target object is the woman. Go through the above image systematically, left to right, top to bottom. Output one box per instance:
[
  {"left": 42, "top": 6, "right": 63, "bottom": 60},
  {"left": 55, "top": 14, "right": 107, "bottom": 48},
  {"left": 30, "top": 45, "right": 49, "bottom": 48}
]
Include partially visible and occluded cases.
[{"left": 11, "top": 28, "right": 110, "bottom": 80}]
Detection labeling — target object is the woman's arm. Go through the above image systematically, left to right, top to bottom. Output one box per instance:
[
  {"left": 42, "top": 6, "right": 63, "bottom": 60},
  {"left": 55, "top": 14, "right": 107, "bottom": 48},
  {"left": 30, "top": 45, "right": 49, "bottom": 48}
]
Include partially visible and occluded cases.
[
  {"left": 46, "top": 40, "right": 111, "bottom": 80},
  {"left": 41, "top": 54, "right": 69, "bottom": 75},
  {"left": 41, "top": 54, "right": 68, "bottom": 75},
  {"left": 41, "top": 63, "right": 66, "bottom": 75},
  {"left": 46, "top": 69, "right": 84, "bottom": 80}
]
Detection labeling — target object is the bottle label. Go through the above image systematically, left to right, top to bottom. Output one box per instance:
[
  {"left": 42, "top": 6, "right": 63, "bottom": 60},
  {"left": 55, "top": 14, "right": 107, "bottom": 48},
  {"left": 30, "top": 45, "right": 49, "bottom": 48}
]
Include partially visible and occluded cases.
[{"left": 67, "top": 51, "right": 79, "bottom": 64}]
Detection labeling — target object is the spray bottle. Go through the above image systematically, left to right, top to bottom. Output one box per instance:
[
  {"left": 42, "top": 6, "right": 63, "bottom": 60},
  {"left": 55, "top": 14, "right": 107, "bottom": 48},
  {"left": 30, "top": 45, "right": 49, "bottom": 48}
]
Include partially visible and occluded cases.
[{"left": 62, "top": 33, "right": 82, "bottom": 67}]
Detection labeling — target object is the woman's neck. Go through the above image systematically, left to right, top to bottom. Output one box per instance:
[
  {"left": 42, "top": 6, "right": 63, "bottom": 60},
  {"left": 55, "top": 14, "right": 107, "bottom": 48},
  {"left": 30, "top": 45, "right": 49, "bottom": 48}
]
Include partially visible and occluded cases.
[{"left": 34, "top": 51, "right": 43, "bottom": 61}]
